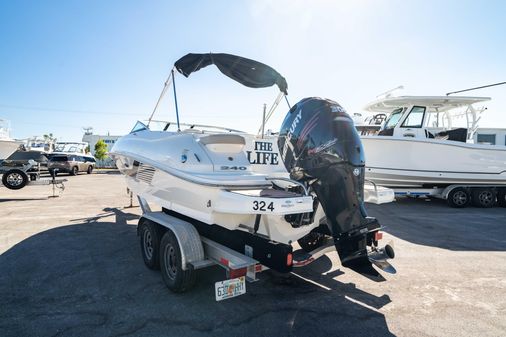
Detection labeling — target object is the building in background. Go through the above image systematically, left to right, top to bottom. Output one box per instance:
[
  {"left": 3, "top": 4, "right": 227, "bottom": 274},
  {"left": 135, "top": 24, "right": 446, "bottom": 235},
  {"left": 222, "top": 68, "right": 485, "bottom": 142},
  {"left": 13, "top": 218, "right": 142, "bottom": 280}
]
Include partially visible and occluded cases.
[{"left": 82, "top": 127, "right": 122, "bottom": 167}]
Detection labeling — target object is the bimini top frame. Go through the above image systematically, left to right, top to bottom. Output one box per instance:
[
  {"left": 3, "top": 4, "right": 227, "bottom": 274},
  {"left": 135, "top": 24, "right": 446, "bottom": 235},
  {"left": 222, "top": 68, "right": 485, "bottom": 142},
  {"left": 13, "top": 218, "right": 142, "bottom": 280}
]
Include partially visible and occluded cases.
[
  {"left": 146, "top": 53, "right": 291, "bottom": 134},
  {"left": 131, "top": 120, "right": 246, "bottom": 135}
]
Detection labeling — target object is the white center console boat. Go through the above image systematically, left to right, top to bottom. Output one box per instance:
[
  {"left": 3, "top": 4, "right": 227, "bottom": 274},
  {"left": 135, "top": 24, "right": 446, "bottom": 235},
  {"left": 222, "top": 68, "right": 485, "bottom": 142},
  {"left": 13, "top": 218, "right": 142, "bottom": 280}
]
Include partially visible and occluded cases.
[{"left": 360, "top": 95, "right": 506, "bottom": 207}]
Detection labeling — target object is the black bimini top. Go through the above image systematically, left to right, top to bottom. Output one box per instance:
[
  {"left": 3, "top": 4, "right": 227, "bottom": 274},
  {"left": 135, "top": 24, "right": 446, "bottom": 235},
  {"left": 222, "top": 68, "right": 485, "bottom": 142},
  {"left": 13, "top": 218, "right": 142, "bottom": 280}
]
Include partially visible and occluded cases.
[{"left": 174, "top": 53, "right": 288, "bottom": 95}]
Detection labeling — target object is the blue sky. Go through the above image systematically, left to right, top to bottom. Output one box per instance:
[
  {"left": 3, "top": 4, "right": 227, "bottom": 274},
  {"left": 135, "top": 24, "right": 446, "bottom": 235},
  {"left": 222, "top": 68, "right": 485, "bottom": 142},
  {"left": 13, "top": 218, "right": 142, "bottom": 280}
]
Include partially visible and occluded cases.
[{"left": 1, "top": 0, "right": 505, "bottom": 141}]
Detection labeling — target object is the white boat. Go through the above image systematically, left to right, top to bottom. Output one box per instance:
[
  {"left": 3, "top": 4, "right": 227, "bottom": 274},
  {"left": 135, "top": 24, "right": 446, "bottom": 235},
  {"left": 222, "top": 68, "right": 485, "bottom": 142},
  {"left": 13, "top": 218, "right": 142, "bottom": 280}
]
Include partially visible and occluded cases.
[
  {"left": 111, "top": 53, "right": 395, "bottom": 277},
  {"left": 361, "top": 96, "right": 506, "bottom": 188},
  {"left": 0, "top": 119, "right": 22, "bottom": 160},
  {"left": 24, "top": 136, "right": 55, "bottom": 153},
  {"left": 54, "top": 141, "right": 89, "bottom": 154}
]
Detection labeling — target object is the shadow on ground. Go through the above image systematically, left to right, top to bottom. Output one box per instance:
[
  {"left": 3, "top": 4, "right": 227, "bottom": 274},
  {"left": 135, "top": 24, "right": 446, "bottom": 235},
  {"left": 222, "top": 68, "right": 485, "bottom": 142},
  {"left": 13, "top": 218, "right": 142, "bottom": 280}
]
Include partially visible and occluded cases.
[
  {"left": 93, "top": 170, "right": 121, "bottom": 175},
  {"left": 366, "top": 196, "right": 506, "bottom": 251},
  {"left": 0, "top": 197, "right": 49, "bottom": 202},
  {"left": 0, "top": 208, "right": 394, "bottom": 337}
]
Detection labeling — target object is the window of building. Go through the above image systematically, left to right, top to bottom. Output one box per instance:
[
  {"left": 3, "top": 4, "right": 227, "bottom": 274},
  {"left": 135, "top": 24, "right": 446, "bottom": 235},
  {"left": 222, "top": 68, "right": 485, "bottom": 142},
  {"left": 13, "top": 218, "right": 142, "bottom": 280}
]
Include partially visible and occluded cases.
[{"left": 477, "top": 134, "right": 496, "bottom": 145}]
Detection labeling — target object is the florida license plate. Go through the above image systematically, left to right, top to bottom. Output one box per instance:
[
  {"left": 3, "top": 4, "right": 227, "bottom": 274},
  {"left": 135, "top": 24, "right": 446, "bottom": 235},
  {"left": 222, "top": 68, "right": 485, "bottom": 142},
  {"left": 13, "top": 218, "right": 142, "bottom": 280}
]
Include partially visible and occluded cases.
[{"left": 215, "top": 276, "right": 246, "bottom": 301}]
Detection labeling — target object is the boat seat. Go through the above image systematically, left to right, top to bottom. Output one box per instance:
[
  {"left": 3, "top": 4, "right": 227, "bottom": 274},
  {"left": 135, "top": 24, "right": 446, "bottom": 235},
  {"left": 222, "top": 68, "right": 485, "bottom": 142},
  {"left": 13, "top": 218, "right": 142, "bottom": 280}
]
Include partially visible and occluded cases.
[
  {"left": 435, "top": 128, "right": 467, "bottom": 142},
  {"left": 198, "top": 134, "right": 246, "bottom": 153},
  {"left": 199, "top": 134, "right": 245, "bottom": 145}
]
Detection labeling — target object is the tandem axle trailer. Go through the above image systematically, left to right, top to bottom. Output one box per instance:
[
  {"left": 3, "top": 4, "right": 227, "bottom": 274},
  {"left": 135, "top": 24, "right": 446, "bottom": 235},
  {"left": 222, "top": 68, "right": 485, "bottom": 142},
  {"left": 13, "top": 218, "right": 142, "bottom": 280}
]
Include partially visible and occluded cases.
[{"left": 135, "top": 196, "right": 359, "bottom": 301}]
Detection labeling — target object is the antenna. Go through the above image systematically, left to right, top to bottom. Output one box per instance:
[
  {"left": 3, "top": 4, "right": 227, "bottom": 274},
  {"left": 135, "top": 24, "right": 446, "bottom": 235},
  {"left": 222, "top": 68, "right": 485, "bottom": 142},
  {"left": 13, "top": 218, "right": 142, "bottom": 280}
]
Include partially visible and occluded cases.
[
  {"left": 446, "top": 81, "right": 506, "bottom": 96},
  {"left": 376, "top": 85, "right": 404, "bottom": 99},
  {"left": 82, "top": 127, "right": 93, "bottom": 135}
]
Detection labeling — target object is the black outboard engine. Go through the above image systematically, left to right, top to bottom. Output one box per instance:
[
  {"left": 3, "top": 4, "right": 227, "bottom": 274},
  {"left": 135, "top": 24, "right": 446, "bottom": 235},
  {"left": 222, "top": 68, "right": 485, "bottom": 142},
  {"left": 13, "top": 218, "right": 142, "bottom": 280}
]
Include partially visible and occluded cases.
[{"left": 278, "top": 97, "right": 395, "bottom": 277}]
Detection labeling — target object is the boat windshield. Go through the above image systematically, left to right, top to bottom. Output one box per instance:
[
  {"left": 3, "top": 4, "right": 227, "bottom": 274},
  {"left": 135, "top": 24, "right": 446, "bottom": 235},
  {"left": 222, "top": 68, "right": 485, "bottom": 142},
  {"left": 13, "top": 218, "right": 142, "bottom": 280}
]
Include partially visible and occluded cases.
[
  {"left": 383, "top": 108, "right": 404, "bottom": 129},
  {"left": 130, "top": 121, "right": 148, "bottom": 133}
]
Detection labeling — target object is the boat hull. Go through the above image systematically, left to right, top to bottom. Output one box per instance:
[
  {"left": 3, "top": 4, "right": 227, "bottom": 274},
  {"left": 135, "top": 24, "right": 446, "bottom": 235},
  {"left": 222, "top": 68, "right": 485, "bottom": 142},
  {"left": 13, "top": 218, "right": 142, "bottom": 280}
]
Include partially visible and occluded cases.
[
  {"left": 361, "top": 136, "right": 506, "bottom": 187},
  {"left": 0, "top": 140, "right": 22, "bottom": 160},
  {"left": 111, "top": 147, "right": 320, "bottom": 245}
]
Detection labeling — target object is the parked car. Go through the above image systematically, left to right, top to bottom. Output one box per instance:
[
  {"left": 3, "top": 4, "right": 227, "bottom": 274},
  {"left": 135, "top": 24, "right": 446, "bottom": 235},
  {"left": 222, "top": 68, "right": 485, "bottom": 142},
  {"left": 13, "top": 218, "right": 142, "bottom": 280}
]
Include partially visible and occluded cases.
[{"left": 48, "top": 154, "right": 96, "bottom": 176}]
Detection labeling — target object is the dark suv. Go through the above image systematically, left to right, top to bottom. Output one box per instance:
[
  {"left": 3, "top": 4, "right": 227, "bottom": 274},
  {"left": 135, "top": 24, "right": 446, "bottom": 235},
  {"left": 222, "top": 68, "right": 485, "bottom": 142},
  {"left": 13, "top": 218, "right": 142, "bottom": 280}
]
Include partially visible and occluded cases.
[{"left": 48, "top": 154, "right": 96, "bottom": 176}]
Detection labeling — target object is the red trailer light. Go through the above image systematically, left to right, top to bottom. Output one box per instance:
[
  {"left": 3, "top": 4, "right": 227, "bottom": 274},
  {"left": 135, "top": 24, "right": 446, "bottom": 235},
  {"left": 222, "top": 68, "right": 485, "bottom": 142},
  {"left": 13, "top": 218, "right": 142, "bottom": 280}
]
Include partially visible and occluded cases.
[
  {"left": 374, "top": 231, "right": 383, "bottom": 241},
  {"left": 287, "top": 253, "right": 293, "bottom": 266},
  {"left": 229, "top": 267, "right": 247, "bottom": 279}
]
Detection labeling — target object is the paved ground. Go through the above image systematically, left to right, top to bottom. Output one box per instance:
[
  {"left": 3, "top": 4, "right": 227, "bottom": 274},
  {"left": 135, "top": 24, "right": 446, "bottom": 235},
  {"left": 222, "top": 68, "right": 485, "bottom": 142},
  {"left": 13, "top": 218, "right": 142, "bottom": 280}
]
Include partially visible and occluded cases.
[{"left": 0, "top": 172, "right": 505, "bottom": 337}]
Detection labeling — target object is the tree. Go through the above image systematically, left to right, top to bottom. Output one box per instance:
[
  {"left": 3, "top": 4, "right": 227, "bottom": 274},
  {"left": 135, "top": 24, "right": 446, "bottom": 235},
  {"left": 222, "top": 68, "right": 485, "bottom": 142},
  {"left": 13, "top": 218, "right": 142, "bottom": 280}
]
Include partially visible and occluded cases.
[
  {"left": 43, "top": 133, "right": 57, "bottom": 151},
  {"left": 43, "top": 133, "right": 56, "bottom": 143},
  {"left": 94, "top": 139, "right": 108, "bottom": 160},
  {"left": 85, "top": 145, "right": 90, "bottom": 154}
]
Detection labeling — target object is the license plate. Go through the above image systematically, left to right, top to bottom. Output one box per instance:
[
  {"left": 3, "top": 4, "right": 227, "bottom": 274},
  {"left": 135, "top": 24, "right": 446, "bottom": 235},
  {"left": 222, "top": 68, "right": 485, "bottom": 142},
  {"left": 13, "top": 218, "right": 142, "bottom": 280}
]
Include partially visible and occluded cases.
[{"left": 215, "top": 276, "right": 246, "bottom": 301}]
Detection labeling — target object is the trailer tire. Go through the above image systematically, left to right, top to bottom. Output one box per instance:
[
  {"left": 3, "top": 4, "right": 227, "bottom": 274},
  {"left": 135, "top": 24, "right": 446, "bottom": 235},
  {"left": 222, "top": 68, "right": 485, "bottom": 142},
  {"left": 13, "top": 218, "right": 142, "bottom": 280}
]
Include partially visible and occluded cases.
[
  {"left": 2, "top": 169, "right": 28, "bottom": 190},
  {"left": 447, "top": 187, "right": 470, "bottom": 208},
  {"left": 471, "top": 188, "right": 496, "bottom": 208},
  {"left": 497, "top": 189, "right": 506, "bottom": 207},
  {"left": 139, "top": 220, "right": 161, "bottom": 270},
  {"left": 160, "top": 230, "right": 196, "bottom": 293}
]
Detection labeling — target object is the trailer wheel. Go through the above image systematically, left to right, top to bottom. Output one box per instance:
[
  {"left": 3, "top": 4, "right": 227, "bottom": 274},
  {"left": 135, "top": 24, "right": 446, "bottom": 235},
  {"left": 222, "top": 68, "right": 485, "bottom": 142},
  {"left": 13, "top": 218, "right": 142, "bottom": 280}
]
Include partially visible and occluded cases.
[
  {"left": 2, "top": 169, "right": 28, "bottom": 190},
  {"left": 447, "top": 187, "right": 470, "bottom": 208},
  {"left": 472, "top": 188, "right": 496, "bottom": 208},
  {"left": 497, "top": 188, "right": 506, "bottom": 208},
  {"left": 139, "top": 221, "right": 161, "bottom": 270},
  {"left": 160, "top": 230, "right": 196, "bottom": 293}
]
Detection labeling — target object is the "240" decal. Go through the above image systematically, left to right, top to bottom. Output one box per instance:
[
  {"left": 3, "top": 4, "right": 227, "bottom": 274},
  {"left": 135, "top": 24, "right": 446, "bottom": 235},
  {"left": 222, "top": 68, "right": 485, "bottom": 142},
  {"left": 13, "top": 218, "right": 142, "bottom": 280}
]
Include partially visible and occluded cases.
[{"left": 220, "top": 166, "right": 247, "bottom": 170}]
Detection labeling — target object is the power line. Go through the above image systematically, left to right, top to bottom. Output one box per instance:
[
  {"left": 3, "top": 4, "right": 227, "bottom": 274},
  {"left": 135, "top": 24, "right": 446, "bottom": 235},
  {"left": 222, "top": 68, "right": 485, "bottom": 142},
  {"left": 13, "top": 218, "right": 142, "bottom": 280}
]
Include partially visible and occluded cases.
[
  {"left": 0, "top": 102, "right": 236, "bottom": 119},
  {"left": 0, "top": 103, "right": 145, "bottom": 116}
]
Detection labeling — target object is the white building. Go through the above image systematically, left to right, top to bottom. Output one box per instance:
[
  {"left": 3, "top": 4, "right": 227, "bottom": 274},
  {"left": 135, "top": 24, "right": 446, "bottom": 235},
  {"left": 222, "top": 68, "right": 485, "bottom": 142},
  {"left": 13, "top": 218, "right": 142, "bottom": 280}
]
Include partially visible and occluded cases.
[
  {"left": 82, "top": 128, "right": 122, "bottom": 167},
  {"left": 81, "top": 129, "right": 122, "bottom": 155}
]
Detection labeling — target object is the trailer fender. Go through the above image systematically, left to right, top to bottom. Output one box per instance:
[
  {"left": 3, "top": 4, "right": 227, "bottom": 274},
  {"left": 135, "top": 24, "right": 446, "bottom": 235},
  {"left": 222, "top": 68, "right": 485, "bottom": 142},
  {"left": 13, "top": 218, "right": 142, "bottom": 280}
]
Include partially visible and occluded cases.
[
  {"left": 442, "top": 185, "right": 467, "bottom": 200},
  {"left": 140, "top": 213, "right": 205, "bottom": 271}
]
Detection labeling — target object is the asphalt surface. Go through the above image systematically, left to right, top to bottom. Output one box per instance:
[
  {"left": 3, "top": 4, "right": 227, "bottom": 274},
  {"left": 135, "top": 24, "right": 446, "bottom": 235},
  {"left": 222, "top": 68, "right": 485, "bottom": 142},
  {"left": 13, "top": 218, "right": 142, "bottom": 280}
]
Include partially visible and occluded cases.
[{"left": 0, "top": 172, "right": 505, "bottom": 337}]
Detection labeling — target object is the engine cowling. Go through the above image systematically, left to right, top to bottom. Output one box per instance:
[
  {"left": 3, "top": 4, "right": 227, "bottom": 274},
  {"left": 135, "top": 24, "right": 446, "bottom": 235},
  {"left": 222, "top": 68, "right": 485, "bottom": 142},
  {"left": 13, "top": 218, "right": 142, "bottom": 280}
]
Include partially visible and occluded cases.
[{"left": 278, "top": 97, "right": 386, "bottom": 274}]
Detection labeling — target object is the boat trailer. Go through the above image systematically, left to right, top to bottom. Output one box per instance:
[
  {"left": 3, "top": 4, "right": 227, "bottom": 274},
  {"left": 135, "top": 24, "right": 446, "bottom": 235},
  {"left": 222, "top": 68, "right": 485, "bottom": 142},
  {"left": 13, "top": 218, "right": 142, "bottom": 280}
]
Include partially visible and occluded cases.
[
  {"left": 0, "top": 160, "right": 67, "bottom": 196},
  {"left": 136, "top": 196, "right": 391, "bottom": 301}
]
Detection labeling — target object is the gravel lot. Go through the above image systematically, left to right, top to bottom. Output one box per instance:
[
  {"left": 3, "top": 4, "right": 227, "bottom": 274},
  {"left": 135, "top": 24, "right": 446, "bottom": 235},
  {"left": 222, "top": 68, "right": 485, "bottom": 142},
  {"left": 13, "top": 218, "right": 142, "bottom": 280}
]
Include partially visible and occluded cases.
[{"left": 1, "top": 172, "right": 505, "bottom": 337}]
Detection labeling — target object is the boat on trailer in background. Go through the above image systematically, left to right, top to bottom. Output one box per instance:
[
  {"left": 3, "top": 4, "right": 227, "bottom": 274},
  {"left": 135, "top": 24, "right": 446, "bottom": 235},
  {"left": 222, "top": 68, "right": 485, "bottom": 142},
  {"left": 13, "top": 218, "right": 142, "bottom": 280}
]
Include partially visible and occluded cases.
[
  {"left": 111, "top": 53, "right": 395, "bottom": 298},
  {"left": 360, "top": 95, "right": 506, "bottom": 208},
  {"left": 0, "top": 119, "right": 23, "bottom": 161}
]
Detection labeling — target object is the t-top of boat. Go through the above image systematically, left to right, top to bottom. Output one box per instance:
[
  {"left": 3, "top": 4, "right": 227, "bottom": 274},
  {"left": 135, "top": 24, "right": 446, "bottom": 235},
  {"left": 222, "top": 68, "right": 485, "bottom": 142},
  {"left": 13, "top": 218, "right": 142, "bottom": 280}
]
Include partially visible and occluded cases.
[{"left": 111, "top": 52, "right": 395, "bottom": 280}]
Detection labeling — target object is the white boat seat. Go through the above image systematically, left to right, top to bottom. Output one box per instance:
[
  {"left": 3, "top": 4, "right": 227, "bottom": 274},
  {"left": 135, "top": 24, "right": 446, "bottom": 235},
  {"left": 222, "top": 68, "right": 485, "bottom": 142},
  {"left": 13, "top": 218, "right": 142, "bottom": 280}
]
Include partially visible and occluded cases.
[{"left": 198, "top": 134, "right": 246, "bottom": 153}]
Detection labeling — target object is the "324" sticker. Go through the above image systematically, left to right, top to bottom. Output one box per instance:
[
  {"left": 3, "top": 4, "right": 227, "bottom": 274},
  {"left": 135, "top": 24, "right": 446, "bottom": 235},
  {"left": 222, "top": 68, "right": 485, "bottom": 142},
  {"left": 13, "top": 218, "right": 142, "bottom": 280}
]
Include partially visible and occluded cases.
[{"left": 253, "top": 200, "right": 274, "bottom": 212}]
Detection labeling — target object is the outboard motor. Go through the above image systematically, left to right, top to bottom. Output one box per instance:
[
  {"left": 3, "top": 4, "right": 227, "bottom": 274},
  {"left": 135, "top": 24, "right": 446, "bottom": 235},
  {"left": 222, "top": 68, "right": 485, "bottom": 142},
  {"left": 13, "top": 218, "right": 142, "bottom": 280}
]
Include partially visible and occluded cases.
[{"left": 278, "top": 97, "right": 395, "bottom": 277}]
